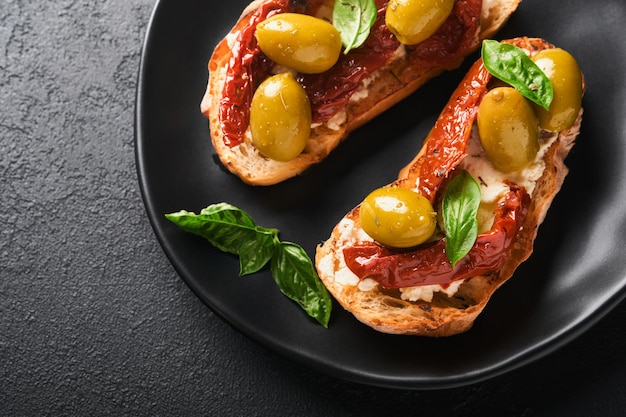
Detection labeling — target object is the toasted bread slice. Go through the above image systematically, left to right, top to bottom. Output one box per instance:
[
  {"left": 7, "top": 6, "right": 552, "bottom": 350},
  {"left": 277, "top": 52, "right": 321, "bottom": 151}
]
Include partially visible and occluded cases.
[
  {"left": 201, "top": 0, "right": 522, "bottom": 185},
  {"left": 315, "top": 37, "right": 584, "bottom": 336}
]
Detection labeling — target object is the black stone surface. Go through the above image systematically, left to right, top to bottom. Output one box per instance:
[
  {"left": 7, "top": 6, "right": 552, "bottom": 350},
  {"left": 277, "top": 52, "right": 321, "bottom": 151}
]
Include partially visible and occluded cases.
[{"left": 1, "top": 1, "right": 625, "bottom": 415}]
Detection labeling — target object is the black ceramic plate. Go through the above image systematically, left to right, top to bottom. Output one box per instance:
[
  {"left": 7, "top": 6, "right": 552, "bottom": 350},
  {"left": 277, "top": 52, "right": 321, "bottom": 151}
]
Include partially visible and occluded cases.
[{"left": 136, "top": 0, "right": 626, "bottom": 389}]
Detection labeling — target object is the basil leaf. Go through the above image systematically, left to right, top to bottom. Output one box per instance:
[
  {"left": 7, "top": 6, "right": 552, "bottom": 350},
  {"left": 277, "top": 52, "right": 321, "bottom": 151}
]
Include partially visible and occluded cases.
[
  {"left": 332, "top": 0, "right": 377, "bottom": 54},
  {"left": 481, "top": 40, "right": 554, "bottom": 110},
  {"left": 442, "top": 171, "right": 481, "bottom": 268},
  {"left": 200, "top": 202, "right": 256, "bottom": 228},
  {"left": 166, "top": 203, "right": 332, "bottom": 327},
  {"left": 165, "top": 205, "right": 278, "bottom": 275},
  {"left": 201, "top": 205, "right": 277, "bottom": 274},
  {"left": 236, "top": 227, "right": 279, "bottom": 275},
  {"left": 271, "top": 242, "right": 332, "bottom": 327}
]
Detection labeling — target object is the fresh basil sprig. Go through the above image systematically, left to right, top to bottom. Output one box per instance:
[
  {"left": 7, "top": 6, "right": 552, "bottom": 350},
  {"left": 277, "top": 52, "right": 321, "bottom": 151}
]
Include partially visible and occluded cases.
[
  {"left": 332, "top": 0, "right": 377, "bottom": 54},
  {"left": 481, "top": 39, "right": 554, "bottom": 110},
  {"left": 442, "top": 171, "right": 481, "bottom": 268},
  {"left": 165, "top": 203, "right": 332, "bottom": 327}
]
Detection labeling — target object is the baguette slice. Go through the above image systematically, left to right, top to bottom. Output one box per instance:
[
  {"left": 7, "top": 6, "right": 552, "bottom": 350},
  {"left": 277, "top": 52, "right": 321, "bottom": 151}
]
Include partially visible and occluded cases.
[
  {"left": 201, "top": 0, "right": 522, "bottom": 185},
  {"left": 315, "top": 37, "right": 584, "bottom": 336}
]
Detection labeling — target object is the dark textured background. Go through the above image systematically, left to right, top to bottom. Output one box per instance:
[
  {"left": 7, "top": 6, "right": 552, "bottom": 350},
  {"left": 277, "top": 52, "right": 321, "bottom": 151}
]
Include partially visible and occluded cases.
[{"left": 1, "top": 0, "right": 625, "bottom": 415}]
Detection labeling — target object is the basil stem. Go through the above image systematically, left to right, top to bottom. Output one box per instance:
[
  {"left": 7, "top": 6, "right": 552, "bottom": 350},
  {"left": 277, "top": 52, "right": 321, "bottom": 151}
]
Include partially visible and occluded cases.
[
  {"left": 332, "top": 0, "right": 377, "bottom": 54},
  {"left": 481, "top": 40, "right": 554, "bottom": 110},
  {"left": 442, "top": 171, "right": 481, "bottom": 268},
  {"left": 165, "top": 203, "right": 332, "bottom": 327}
]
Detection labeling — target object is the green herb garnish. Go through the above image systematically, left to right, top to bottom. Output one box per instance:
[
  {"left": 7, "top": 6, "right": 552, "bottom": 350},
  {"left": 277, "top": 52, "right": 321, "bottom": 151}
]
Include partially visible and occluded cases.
[
  {"left": 332, "top": 0, "right": 377, "bottom": 54},
  {"left": 481, "top": 39, "right": 554, "bottom": 110},
  {"left": 442, "top": 171, "right": 481, "bottom": 268},
  {"left": 165, "top": 203, "right": 332, "bottom": 327}
]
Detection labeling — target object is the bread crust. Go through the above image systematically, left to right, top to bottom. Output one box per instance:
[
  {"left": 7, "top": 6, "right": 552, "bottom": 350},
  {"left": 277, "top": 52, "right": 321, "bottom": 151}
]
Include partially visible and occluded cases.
[
  {"left": 201, "top": 0, "right": 522, "bottom": 185},
  {"left": 315, "top": 37, "right": 584, "bottom": 336}
]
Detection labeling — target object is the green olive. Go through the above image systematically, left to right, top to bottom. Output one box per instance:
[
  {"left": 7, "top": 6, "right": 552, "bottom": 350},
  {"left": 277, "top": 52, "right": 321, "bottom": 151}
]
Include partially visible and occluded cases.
[
  {"left": 385, "top": 0, "right": 454, "bottom": 45},
  {"left": 255, "top": 13, "right": 342, "bottom": 74},
  {"left": 532, "top": 48, "right": 583, "bottom": 132},
  {"left": 250, "top": 72, "right": 311, "bottom": 161},
  {"left": 477, "top": 87, "right": 539, "bottom": 172},
  {"left": 360, "top": 187, "right": 437, "bottom": 248}
]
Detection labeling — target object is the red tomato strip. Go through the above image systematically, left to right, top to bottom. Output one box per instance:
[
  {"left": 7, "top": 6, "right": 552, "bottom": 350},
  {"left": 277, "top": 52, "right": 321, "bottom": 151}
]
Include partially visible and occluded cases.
[
  {"left": 218, "top": 0, "right": 482, "bottom": 147},
  {"left": 218, "top": 0, "right": 291, "bottom": 147},
  {"left": 298, "top": 0, "right": 399, "bottom": 122},
  {"left": 341, "top": 55, "right": 534, "bottom": 289},
  {"left": 409, "top": 60, "right": 492, "bottom": 202},
  {"left": 343, "top": 184, "right": 530, "bottom": 288}
]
